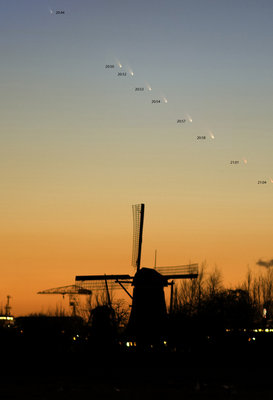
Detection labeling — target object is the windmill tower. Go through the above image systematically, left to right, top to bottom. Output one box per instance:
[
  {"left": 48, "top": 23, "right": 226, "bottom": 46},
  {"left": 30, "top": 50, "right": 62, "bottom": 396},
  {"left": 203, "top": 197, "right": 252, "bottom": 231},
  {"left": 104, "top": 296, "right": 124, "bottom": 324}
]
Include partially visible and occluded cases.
[
  {"left": 76, "top": 203, "right": 198, "bottom": 347},
  {"left": 127, "top": 204, "right": 168, "bottom": 345}
]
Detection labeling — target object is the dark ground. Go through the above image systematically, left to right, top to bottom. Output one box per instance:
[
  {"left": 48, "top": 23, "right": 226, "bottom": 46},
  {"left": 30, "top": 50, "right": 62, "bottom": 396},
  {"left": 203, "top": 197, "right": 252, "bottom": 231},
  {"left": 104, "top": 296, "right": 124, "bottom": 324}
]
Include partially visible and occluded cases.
[
  {"left": 1, "top": 319, "right": 273, "bottom": 399},
  {"left": 1, "top": 351, "right": 273, "bottom": 400},
  {"left": 1, "top": 367, "right": 273, "bottom": 400}
]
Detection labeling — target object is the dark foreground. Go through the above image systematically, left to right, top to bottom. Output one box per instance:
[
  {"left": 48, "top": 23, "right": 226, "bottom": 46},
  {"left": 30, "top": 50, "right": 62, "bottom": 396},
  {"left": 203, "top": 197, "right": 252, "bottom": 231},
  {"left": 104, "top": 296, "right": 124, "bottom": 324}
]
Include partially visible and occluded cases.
[
  {"left": 2, "top": 318, "right": 273, "bottom": 399},
  {"left": 1, "top": 349, "right": 273, "bottom": 400},
  {"left": 1, "top": 365, "right": 273, "bottom": 400}
]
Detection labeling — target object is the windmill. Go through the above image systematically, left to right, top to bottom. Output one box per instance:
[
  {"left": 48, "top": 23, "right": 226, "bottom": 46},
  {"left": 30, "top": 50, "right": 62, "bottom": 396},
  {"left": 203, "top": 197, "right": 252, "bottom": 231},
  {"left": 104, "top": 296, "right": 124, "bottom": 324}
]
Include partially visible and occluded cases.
[{"left": 76, "top": 203, "right": 198, "bottom": 346}]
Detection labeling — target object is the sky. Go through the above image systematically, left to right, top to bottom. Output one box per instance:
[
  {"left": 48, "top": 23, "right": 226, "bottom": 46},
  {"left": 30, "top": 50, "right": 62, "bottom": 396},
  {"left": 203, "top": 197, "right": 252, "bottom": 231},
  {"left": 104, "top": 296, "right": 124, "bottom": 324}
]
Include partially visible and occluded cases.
[{"left": 1, "top": 0, "right": 273, "bottom": 315}]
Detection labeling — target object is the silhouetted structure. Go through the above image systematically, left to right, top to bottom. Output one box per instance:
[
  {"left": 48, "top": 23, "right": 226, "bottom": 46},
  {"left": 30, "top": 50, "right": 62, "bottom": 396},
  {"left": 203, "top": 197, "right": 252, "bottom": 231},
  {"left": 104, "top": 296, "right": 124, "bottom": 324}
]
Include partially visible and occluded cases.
[
  {"left": 76, "top": 204, "right": 198, "bottom": 347},
  {"left": 126, "top": 268, "right": 168, "bottom": 346},
  {"left": 38, "top": 284, "right": 92, "bottom": 316},
  {"left": 0, "top": 296, "right": 14, "bottom": 328},
  {"left": 88, "top": 305, "right": 117, "bottom": 351}
]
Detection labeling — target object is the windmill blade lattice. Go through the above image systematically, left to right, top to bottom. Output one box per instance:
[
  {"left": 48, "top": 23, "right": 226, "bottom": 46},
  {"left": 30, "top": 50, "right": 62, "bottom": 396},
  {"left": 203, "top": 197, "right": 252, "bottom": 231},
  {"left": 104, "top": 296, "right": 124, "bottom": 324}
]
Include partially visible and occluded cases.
[{"left": 132, "top": 203, "right": 145, "bottom": 270}]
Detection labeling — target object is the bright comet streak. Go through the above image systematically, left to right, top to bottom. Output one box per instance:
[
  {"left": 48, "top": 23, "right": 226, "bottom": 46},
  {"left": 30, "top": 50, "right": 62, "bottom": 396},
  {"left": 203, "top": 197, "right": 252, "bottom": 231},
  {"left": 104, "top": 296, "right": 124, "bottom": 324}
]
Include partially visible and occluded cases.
[
  {"left": 116, "top": 59, "right": 122, "bottom": 68},
  {"left": 146, "top": 83, "right": 152, "bottom": 91}
]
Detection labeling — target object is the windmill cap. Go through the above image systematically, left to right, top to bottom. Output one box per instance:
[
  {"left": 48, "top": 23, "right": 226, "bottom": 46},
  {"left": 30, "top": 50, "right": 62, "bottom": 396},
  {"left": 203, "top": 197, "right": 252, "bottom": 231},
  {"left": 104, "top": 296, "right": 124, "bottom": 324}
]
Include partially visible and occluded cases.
[{"left": 133, "top": 268, "right": 168, "bottom": 287}]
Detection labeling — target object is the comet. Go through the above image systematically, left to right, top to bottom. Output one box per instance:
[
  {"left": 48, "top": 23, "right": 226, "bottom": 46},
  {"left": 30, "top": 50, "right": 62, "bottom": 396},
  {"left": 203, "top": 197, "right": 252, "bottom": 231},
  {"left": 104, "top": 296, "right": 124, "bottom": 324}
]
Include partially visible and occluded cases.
[
  {"left": 49, "top": 8, "right": 53, "bottom": 14},
  {"left": 116, "top": 59, "right": 122, "bottom": 68},
  {"left": 128, "top": 68, "right": 134, "bottom": 76},
  {"left": 146, "top": 83, "right": 152, "bottom": 91},
  {"left": 163, "top": 97, "right": 168, "bottom": 103},
  {"left": 187, "top": 114, "right": 193, "bottom": 123},
  {"left": 209, "top": 131, "right": 215, "bottom": 139},
  {"left": 243, "top": 159, "right": 248, "bottom": 164},
  {"left": 270, "top": 178, "right": 273, "bottom": 183}
]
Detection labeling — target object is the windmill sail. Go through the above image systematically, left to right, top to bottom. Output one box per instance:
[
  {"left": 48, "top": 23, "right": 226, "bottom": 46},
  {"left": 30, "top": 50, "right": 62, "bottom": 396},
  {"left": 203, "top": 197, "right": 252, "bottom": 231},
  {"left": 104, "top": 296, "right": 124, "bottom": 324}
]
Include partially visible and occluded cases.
[
  {"left": 132, "top": 203, "right": 145, "bottom": 271},
  {"left": 155, "top": 264, "right": 198, "bottom": 279}
]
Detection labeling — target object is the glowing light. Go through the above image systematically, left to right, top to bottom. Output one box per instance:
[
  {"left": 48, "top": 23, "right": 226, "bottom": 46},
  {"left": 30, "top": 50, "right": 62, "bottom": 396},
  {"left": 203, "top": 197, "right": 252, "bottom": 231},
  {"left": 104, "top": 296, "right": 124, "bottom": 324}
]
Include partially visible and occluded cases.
[
  {"left": 49, "top": 8, "right": 53, "bottom": 14},
  {"left": 116, "top": 59, "right": 122, "bottom": 68},
  {"left": 128, "top": 68, "right": 134, "bottom": 76},
  {"left": 146, "top": 83, "right": 152, "bottom": 91},
  {"left": 163, "top": 97, "right": 168, "bottom": 103},
  {"left": 187, "top": 114, "right": 193, "bottom": 123},
  {"left": 209, "top": 131, "right": 215, "bottom": 139},
  {"left": 243, "top": 159, "right": 248, "bottom": 164},
  {"left": 270, "top": 178, "right": 273, "bottom": 183},
  {"left": 0, "top": 316, "right": 13, "bottom": 320},
  {"left": 125, "top": 341, "right": 135, "bottom": 347}
]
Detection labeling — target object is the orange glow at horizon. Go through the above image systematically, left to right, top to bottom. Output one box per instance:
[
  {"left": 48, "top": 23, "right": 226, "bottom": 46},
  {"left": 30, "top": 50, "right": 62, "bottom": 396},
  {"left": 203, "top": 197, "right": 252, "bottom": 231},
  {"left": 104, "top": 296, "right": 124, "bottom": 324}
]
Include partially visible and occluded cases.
[{"left": 1, "top": 197, "right": 273, "bottom": 316}]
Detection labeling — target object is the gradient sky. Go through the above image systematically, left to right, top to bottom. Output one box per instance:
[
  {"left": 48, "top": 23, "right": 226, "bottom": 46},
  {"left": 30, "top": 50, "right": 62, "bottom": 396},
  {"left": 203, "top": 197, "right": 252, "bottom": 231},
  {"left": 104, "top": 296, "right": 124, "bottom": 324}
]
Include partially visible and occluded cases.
[{"left": 1, "top": 0, "right": 273, "bottom": 315}]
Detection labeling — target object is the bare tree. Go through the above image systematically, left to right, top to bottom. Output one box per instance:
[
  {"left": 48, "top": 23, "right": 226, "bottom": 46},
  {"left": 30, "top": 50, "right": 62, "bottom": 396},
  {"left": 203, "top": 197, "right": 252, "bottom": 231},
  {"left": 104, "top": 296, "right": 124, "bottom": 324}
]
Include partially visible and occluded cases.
[
  {"left": 172, "top": 261, "right": 206, "bottom": 315},
  {"left": 206, "top": 266, "right": 223, "bottom": 297},
  {"left": 239, "top": 267, "right": 273, "bottom": 323},
  {"left": 112, "top": 299, "right": 130, "bottom": 328}
]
